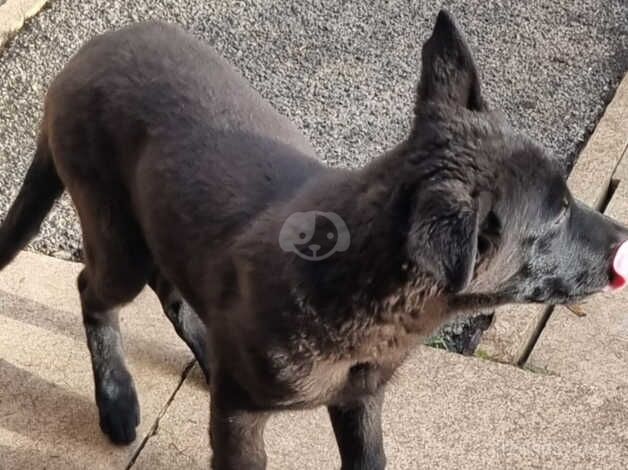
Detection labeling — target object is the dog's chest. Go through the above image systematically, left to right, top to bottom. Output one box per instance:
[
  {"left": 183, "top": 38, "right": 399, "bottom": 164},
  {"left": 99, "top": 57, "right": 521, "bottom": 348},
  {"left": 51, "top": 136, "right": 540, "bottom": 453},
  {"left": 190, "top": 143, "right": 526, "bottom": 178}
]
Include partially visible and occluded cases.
[
  {"left": 267, "top": 293, "right": 449, "bottom": 408},
  {"left": 267, "top": 329, "right": 416, "bottom": 408}
]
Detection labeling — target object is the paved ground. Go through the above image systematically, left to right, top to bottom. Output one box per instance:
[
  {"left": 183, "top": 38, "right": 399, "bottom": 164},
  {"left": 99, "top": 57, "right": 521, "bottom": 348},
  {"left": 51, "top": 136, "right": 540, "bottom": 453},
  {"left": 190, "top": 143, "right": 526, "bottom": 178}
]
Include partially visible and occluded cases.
[
  {"left": 0, "top": 0, "right": 626, "bottom": 257},
  {"left": 2, "top": 250, "right": 628, "bottom": 469}
]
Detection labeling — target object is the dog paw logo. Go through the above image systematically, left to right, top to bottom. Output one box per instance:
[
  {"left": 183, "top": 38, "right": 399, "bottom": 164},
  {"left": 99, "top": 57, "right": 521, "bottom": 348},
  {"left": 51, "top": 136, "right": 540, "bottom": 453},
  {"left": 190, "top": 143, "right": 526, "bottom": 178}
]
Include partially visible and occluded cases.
[{"left": 279, "top": 211, "right": 350, "bottom": 261}]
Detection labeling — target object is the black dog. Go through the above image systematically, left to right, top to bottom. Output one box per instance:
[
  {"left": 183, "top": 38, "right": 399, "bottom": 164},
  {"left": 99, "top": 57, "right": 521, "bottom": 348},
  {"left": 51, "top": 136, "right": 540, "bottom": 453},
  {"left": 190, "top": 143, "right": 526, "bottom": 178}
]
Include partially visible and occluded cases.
[{"left": 1, "top": 10, "right": 627, "bottom": 469}]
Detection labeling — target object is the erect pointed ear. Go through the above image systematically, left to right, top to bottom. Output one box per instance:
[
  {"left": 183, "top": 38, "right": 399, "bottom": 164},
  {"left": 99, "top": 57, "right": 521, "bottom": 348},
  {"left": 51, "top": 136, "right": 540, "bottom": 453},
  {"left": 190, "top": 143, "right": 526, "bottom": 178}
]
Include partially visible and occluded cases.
[
  {"left": 416, "top": 10, "right": 486, "bottom": 111},
  {"left": 407, "top": 183, "right": 480, "bottom": 293}
]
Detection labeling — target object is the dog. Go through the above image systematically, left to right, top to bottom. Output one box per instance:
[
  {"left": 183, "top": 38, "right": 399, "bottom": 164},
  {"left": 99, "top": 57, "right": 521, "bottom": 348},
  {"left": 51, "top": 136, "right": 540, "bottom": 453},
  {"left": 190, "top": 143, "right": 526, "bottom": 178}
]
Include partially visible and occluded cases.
[{"left": 1, "top": 9, "right": 627, "bottom": 469}]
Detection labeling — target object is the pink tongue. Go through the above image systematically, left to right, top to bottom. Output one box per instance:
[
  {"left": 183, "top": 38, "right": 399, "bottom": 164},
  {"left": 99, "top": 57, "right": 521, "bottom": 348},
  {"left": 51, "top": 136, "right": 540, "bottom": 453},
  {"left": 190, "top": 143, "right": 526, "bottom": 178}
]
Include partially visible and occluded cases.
[{"left": 611, "top": 241, "right": 628, "bottom": 290}]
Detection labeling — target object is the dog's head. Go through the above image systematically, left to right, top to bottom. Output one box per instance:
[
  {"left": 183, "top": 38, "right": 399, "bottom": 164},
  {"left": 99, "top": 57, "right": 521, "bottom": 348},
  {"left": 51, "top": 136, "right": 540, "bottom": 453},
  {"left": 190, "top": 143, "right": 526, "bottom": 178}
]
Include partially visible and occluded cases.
[{"left": 406, "top": 10, "right": 628, "bottom": 307}]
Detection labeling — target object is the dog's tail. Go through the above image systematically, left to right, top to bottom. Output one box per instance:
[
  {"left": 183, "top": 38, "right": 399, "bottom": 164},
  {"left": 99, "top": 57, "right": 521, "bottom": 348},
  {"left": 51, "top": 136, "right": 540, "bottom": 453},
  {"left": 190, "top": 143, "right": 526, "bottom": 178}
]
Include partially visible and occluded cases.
[{"left": 0, "top": 133, "right": 64, "bottom": 270}]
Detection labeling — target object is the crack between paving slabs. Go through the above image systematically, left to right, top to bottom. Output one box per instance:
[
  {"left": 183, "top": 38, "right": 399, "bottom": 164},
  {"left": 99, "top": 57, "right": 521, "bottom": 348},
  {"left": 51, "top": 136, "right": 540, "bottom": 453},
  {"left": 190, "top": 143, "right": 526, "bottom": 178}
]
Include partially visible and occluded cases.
[{"left": 126, "top": 359, "right": 197, "bottom": 469}]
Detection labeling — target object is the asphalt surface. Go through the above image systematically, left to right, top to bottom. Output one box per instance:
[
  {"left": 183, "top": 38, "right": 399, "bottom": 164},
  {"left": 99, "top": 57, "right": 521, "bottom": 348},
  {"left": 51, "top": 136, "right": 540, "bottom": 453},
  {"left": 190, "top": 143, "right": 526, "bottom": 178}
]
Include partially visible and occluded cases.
[{"left": 0, "top": 0, "right": 626, "bottom": 258}]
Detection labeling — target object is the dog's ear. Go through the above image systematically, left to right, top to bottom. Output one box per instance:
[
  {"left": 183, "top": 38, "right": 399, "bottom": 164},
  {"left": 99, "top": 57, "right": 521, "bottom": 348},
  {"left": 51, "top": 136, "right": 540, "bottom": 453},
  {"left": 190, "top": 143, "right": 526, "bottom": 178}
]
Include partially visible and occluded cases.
[
  {"left": 416, "top": 9, "right": 486, "bottom": 111},
  {"left": 408, "top": 184, "right": 480, "bottom": 293}
]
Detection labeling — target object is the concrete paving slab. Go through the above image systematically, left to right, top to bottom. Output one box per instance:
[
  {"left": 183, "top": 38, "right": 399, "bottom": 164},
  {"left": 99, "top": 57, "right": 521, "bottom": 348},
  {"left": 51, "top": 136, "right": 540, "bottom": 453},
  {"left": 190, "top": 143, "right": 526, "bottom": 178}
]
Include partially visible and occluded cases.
[
  {"left": 0, "top": 0, "right": 49, "bottom": 49},
  {"left": 480, "top": 74, "right": 628, "bottom": 365},
  {"left": 567, "top": 74, "right": 628, "bottom": 209},
  {"left": 608, "top": 144, "right": 628, "bottom": 183},
  {"left": 526, "top": 161, "right": 628, "bottom": 389},
  {"left": 0, "top": 251, "right": 194, "bottom": 469},
  {"left": 3, "top": 251, "right": 628, "bottom": 468},
  {"left": 475, "top": 304, "right": 545, "bottom": 364},
  {"left": 134, "top": 346, "right": 628, "bottom": 469}
]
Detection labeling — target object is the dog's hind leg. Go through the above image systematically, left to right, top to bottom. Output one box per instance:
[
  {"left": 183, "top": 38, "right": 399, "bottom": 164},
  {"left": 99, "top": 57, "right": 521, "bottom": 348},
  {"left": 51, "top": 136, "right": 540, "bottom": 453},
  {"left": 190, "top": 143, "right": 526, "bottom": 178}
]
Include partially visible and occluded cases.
[
  {"left": 72, "top": 191, "right": 152, "bottom": 444},
  {"left": 79, "top": 269, "right": 141, "bottom": 444},
  {"left": 148, "top": 270, "right": 210, "bottom": 382},
  {"left": 328, "top": 389, "right": 386, "bottom": 470}
]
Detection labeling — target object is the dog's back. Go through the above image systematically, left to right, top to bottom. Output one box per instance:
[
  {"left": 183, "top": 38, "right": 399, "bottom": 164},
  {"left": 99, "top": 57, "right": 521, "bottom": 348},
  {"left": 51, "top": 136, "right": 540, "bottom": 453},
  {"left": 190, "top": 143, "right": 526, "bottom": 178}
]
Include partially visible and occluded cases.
[
  {"left": 0, "top": 22, "right": 334, "bottom": 445},
  {"left": 42, "top": 22, "right": 325, "bottom": 298}
]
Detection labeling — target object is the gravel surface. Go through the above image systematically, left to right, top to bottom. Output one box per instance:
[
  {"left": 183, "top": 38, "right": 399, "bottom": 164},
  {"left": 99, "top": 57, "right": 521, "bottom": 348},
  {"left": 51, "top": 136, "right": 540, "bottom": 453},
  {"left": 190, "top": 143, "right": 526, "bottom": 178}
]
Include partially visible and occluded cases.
[
  {"left": 1, "top": 0, "right": 626, "bottom": 258},
  {"left": 0, "top": 1, "right": 626, "bottom": 271}
]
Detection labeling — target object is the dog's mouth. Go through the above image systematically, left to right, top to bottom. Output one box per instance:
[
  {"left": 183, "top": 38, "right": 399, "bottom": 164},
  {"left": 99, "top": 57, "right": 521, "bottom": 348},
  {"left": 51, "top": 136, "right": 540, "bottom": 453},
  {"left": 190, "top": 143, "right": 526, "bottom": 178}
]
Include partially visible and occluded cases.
[{"left": 561, "top": 241, "right": 628, "bottom": 299}]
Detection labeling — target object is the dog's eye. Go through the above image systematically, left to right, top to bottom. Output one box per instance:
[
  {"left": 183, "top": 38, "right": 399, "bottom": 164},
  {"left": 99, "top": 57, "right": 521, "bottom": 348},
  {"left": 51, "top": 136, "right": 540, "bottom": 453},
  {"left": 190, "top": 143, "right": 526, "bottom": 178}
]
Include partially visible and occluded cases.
[
  {"left": 476, "top": 211, "right": 501, "bottom": 261},
  {"left": 477, "top": 235, "right": 491, "bottom": 256}
]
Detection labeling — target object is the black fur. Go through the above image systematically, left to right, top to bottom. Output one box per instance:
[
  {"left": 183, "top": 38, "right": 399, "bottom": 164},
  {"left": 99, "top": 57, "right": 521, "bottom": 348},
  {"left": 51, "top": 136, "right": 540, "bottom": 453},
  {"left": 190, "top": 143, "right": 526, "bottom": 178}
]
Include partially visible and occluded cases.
[
  {"left": 1, "top": 10, "right": 627, "bottom": 469},
  {"left": 0, "top": 134, "right": 63, "bottom": 270}
]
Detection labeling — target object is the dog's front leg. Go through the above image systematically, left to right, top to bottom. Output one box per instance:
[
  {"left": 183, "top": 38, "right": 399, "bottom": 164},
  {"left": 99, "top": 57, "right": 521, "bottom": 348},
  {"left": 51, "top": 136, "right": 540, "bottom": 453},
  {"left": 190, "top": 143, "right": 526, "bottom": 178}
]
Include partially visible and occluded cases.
[
  {"left": 148, "top": 270, "right": 210, "bottom": 381},
  {"left": 209, "top": 374, "right": 269, "bottom": 470},
  {"left": 328, "top": 390, "right": 386, "bottom": 470}
]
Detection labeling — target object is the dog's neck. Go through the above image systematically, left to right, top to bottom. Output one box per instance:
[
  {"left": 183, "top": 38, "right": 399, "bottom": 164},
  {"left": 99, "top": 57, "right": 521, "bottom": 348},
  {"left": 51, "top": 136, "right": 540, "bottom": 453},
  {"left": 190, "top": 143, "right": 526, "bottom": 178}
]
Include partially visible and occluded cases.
[{"left": 284, "top": 142, "right": 452, "bottom": 335}]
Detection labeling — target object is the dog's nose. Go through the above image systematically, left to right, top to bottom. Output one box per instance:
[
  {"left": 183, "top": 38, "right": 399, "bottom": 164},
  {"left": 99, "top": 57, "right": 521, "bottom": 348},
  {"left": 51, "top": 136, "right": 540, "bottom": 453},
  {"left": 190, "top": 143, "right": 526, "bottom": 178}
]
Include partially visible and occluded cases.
[
  {"left": 607, "top": 241, "right": 628, "bottom": 291},
  {"left": 309, "top": 244, "right": 321, "bottom": 253}
]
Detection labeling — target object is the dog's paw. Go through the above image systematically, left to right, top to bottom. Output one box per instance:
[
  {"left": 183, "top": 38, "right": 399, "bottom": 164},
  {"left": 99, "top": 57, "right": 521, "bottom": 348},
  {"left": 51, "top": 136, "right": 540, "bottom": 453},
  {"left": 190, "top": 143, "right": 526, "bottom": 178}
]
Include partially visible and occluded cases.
[{"left": 96, "top": 379, "right": 140, "bottom": 445}]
